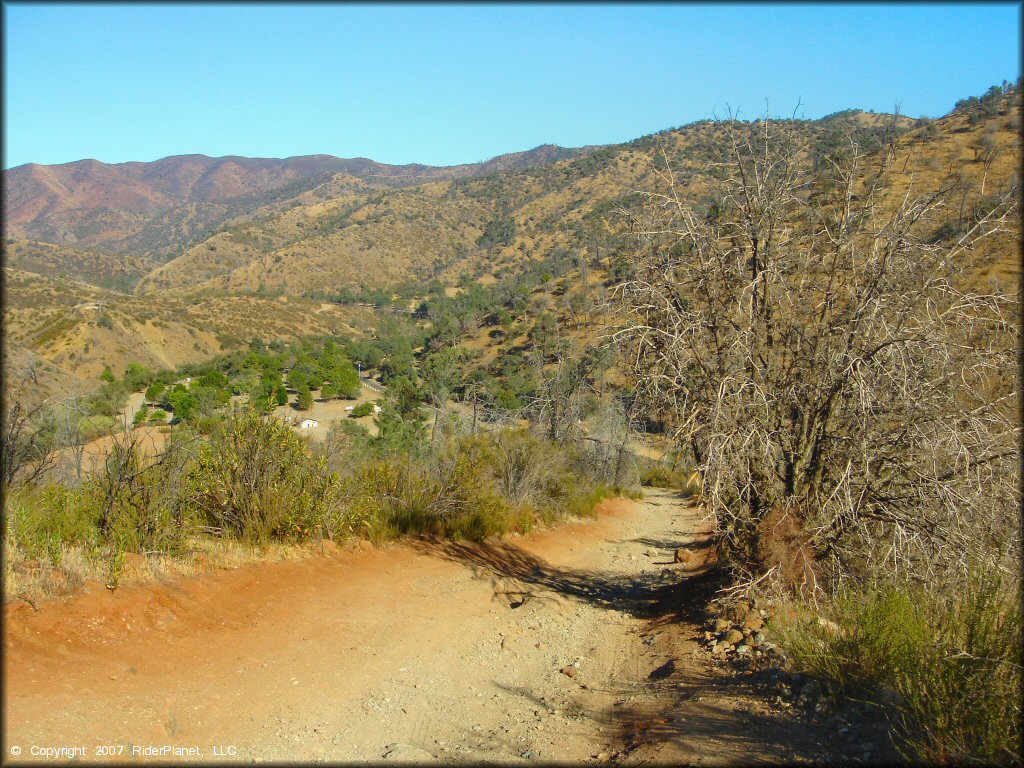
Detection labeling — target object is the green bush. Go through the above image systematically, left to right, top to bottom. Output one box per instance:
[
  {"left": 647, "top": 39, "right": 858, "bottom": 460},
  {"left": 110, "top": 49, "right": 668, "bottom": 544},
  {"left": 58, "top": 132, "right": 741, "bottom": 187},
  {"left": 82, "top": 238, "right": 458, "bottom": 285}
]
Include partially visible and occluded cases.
[
  {"left": 145, "top": 381, "right": 166, "bottom": 401},
  {"left": 295, "top": 384, "right": 313, "bottom": 411},
  {"left": 349, "top": 402, "right": 374, "bottom": 418},
  {"left": 182, "top": 408, "right": 342, "bottom": 542},
  {"left": 79, "top": 414, "right": 116, "bottom": 442},
  {"left": 4, "top": 484, "right": 99, "bottom": 564},
  {"left": 776, "top": 574, "right": 1022, "bottom": 764}
]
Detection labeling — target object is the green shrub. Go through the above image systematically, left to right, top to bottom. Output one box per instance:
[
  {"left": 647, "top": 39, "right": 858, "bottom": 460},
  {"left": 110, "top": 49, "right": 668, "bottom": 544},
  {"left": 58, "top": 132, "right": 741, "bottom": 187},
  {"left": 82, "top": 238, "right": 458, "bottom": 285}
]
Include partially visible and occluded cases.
[
  {"left": 145, "top": 381, "right": 166, "bottom": 401},
  {"left": 295, "top": 384, "right": 313, "bottom": 411},
  {"left": 349, "top": 402, "right": 374, "bottom": 418},
  {"left": 182, "top": 408, "right": 342, "bottom": 542},
  {"left": 79, "top": 414, "right": 116, "bottom": 442},
  {"left": 4, "top": 484, "right": 99, "bottom": 564},
  {"left": 776, "top": 574, "right": 1022, "bottom": 764}
]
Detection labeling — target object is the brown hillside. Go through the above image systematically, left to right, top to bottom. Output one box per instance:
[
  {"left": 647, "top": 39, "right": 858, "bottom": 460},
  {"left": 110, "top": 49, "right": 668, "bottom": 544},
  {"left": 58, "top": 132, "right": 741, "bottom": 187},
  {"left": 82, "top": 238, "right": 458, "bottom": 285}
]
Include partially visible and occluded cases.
[
  {"left": 3, "top": 94, "right": 1018, "bottom": 386},
  {"left": 133, "top": 110, "right": 941, "bottom": 301},
  {"left": 2, "top": 146, "right": 594, "bottom": 258},
  {"left": 3, "top": 239, "right": 156, "bottom": 292},
  {"left": 3, "top": 267, "right": 377, "bottom": 381}
]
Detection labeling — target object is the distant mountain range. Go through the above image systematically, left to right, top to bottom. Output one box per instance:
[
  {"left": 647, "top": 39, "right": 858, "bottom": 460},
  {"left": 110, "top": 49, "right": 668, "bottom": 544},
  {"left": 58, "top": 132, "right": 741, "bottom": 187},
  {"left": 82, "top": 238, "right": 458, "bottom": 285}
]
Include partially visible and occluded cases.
[
  {"left": 2, "top": 98, "right": 1018, "bottom": 394},
  {"left": 3, "top": 145, "right": 594, "bottom": 258}
]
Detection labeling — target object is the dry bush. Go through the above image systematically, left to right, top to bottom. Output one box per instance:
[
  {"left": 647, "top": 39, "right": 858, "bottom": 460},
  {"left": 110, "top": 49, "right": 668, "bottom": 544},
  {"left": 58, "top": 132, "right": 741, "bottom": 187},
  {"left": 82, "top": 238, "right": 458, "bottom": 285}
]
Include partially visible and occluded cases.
[
  {"left": 616, "top": 115, "right": 1020, "bottom": 591},
  {"left": 1, "top": 363, "right": 60, "bottom": 486},
  {"left": 578, "top": 397, "right": 640, "bottom": 488},
  {"left": 485, "top": 427, "right": 561, "bottom": 505},
  {"left": 90, "top": 429, "right": 195, "bottom": 551},
  {"left": 345, "top": 451, "right": 512, "bottom": 542}
]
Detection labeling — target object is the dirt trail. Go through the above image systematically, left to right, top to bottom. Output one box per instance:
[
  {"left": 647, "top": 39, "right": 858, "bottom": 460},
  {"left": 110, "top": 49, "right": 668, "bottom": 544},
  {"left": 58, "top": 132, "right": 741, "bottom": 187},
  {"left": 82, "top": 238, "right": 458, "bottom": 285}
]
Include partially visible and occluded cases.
[
  {"left": 119, "top": 392, "right": 146, "bottom": 429},
  {"left": 4, "top": 490, "right": 838, "bottom": 764}
]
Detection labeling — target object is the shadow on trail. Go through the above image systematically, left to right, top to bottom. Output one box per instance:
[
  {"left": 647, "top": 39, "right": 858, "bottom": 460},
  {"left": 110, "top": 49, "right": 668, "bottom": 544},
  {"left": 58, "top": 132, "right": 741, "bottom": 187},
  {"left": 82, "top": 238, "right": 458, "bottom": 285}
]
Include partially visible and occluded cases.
[
  {"left": 409, "top": 516, "right": 900, "bottom": 764},
  {"left": 625, "top": 535, "right": 717, "bottom": 552},
  {"left": 409, "top": 537, "right": 728, "bottom": 627}
]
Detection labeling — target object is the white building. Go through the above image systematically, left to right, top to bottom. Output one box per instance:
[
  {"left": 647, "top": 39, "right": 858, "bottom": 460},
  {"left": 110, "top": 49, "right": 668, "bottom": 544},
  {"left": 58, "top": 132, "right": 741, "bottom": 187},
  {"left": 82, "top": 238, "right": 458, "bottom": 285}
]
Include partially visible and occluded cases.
[{"left": 299, "top": 418, "right": 319, "bottom": 429}]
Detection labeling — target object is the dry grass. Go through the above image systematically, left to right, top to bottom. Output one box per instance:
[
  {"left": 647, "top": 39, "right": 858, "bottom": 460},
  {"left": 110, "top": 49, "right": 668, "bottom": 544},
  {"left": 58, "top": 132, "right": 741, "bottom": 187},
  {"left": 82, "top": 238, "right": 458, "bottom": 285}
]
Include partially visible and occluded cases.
[
  {"left": 2, "top": 265, "right": 374, "bottom": 383},
  {"left": 4, "top": 536, "right": 334, "bottom": 605},
  {"left": 774, "top": 574, "right": 1021, "bottom": 764}
]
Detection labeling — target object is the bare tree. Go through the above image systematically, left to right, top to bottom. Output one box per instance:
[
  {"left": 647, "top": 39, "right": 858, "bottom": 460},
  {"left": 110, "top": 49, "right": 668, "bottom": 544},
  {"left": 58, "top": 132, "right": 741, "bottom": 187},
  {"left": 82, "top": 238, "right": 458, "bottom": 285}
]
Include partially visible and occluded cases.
[
  {"left": 615, "top": 117, "right": 1019, "bottom": 593},
  {"left": 973, "top": 129, "right": 999, "bottom": 195},
  {"left": 528, "top": 351, "right": 590, "bottom": 443},
  {"left": 1, "top": 364, "right": 59, "bottom": 487},
  {"left": 581, "top": 396, "right": 638, "bottom": 487},
  {"left": 53, "top": 398, "right": 90, "bottom": 484}
]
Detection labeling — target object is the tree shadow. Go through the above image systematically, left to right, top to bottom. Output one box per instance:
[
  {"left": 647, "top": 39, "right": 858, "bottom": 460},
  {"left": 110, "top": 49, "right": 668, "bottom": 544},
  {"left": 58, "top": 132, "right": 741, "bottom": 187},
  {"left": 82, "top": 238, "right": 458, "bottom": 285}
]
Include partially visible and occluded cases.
[
  {"left": 409, "top": 527, "right": 903, "bottom": 764},
  {"left": 626, "top": 535, "right": 718, "bottom": 551},
  {"left": 409, "top": 537, "right": 728, "bottom": 628},
  {"left": 491, "top": 663, "right": 898, "bottom": 765},
  {"left": 611, "top": 663, "right": 905, "bottom": 765}
]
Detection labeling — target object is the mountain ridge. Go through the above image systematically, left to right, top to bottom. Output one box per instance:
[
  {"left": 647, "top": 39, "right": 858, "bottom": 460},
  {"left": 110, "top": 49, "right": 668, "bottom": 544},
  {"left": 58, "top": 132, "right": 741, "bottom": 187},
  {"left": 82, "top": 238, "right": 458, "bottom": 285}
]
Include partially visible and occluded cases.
[
  {"left": 3, "top": 96, "right": 1017, "bottom": 391},
  {"left": 2, "top": 145, "right": 597, "bottom": 254}
]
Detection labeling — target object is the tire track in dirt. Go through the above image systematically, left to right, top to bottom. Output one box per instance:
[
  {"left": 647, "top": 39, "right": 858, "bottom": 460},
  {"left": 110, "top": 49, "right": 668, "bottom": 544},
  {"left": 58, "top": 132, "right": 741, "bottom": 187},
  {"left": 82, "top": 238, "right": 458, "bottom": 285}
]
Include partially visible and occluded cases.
[{"left": 4, "top": 489, "right": 839, "bottom": 764}]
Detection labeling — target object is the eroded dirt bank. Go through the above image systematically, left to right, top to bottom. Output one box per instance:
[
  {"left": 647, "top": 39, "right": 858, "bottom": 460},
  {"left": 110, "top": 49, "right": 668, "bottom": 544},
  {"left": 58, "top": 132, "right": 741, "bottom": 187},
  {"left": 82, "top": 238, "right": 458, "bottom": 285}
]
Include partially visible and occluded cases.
[{"left": 5, "top": 490, "right": 852, "bottom": 764}]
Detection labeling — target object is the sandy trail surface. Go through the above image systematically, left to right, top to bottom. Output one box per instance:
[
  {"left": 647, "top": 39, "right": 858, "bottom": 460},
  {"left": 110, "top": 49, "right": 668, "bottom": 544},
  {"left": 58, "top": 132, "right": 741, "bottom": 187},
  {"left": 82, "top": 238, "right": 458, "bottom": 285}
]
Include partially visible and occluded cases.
[{"left": 4, "top": 490, "right": 840, "bottom": 764}]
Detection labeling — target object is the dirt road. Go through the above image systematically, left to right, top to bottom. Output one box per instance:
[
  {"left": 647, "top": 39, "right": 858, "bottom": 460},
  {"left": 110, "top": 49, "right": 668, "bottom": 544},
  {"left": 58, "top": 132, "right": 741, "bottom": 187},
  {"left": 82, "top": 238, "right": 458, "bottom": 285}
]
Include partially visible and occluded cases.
[
  {"left": 119, "top": 392, "right": 146, "bottom": 429},
  {"left": 4, "top": 490, "right": 841, "bottom": 764}
]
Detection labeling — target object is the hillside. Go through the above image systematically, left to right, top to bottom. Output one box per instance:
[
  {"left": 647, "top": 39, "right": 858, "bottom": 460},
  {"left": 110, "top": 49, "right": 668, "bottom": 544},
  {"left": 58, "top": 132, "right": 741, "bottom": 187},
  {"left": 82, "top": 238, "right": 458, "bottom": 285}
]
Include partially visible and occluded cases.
[
  {"left": 3, "top": 98, "right": 1019, "bottom": 390},
  {"left": 130, "top": 111, "right": 927, "bottom": 300},
  {"left": 2, "top": 146, "right": 594, "bottom": 260},
  {"left": 135, "top": 177, "right": 491, "bottom": 295},
  {"left": 2, "top": 238, "right": 156, "bottom": 292},
  {"left": 2, "top": 266, "right": 377, "bottom": 384}
]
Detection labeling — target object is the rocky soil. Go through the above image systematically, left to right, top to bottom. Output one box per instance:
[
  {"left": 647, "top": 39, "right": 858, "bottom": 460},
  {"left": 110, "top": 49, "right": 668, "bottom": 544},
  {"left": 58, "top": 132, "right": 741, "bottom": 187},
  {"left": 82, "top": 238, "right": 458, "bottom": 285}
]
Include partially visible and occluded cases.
[{"left": 4, "top": 489, "right": 898, "bottom": 764}]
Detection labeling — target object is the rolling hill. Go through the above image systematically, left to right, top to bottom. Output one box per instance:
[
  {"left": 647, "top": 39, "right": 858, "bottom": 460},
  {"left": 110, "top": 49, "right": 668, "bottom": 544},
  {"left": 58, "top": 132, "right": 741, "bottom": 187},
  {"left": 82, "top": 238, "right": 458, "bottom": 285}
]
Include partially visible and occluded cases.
[
  {"left": 2, "top": 94, "right": 1019, "bottom": 392},
  {"left": 3, "top": 145, "right": 595, "bottom": 260}
]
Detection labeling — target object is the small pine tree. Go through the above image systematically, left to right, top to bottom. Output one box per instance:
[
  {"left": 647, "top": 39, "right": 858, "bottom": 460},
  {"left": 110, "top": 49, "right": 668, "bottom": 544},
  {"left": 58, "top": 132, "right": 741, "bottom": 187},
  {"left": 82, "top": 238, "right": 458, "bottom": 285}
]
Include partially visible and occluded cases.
[{"left": 296, "top": 384, "right": 313, "bottom": 411}]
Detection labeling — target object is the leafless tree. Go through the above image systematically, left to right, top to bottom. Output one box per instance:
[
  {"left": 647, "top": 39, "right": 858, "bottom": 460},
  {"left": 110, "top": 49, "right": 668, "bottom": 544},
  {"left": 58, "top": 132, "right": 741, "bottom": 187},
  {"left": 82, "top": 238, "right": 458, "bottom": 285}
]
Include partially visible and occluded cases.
[
  {"left": 614, "top": 117, "right": 1020, "bottom": 593},
  {"left": 528, "top": 351, "right": 590, "bottom": 443},
  {"left": 1, "top": 364, "right": 59, "bottom": 487},
  {"left": 579, "top": 396, "right": 639, "bottom": 487}
]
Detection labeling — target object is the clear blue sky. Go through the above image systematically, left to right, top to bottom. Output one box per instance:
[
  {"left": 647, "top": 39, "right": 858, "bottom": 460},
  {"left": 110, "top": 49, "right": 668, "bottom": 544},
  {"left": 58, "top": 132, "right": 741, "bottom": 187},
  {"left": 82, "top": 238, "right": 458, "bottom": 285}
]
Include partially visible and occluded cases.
[{"left": 3, "top": 3, "right": 1020, "bottom": 169}]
